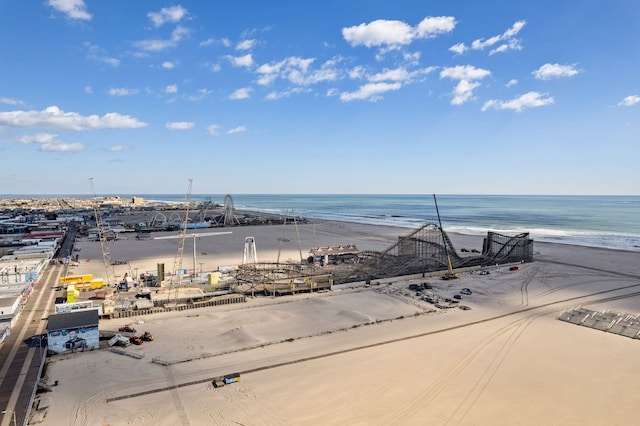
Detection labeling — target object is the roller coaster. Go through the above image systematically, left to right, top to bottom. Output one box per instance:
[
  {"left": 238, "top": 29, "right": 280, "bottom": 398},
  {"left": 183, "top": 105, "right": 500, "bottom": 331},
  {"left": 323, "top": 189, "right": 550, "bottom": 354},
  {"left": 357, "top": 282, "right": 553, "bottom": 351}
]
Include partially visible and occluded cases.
[{"left": 230, "top": 222, "right": 534, "bottom": 293}]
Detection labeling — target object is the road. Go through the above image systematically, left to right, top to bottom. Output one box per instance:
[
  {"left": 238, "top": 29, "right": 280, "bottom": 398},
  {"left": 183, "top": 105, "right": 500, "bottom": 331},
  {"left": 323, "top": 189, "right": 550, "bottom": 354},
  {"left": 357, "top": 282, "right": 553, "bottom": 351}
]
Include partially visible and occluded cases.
[{"left": 0, "top": 224, "right": 77, "bottom": 426}]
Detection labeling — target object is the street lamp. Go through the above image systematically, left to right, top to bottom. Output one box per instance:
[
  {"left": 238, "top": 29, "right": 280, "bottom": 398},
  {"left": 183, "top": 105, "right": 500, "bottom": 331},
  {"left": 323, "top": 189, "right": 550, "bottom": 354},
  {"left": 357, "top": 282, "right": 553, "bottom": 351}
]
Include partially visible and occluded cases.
[{"left": 2, "top": 410, "right": 16, "bottom": 426}]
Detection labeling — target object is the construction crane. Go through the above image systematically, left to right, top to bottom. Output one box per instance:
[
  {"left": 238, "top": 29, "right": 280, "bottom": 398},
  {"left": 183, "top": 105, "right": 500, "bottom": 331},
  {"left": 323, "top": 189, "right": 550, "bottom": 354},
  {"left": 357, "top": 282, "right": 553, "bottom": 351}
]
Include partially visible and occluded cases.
[
  {"left": 89, "top": 178, "right": 117, "bottom": 287},
  {"left": 171, "top": 179, "right": 193, "bottom": 283},
  {"left": 433, "top": 194, "right": 459, "bottom": 280},
  {"left": 276, "top": 209, "right": 304, "bottom": 264},
  {"left": 155, "top": 231, "right": 232, "bottom": 275}
]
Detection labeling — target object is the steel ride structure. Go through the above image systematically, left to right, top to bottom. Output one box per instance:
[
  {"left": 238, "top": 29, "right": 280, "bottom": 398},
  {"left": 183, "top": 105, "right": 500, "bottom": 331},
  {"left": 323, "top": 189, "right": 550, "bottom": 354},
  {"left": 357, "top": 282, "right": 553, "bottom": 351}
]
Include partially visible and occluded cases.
[
  {"left": 89, "top": 178, "right": 117, "bottom": 287},
  {"left": 222, "top": 194, "right": 240, "bottom": 226},
  {"left": 229, "top": 196, "right": 534, "bottom": 291}
]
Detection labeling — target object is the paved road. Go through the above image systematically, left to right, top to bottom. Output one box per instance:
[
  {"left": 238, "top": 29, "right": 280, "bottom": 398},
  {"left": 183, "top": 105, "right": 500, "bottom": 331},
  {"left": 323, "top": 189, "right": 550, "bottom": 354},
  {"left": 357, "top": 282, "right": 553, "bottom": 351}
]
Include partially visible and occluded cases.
[{"left": 0, "top": 223, "right": 77, "bottom": 426}]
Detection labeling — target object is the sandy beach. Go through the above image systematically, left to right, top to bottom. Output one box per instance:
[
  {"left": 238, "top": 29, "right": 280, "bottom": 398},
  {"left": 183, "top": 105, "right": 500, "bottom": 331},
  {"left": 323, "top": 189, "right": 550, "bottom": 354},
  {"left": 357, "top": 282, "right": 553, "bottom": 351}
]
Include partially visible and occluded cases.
[{"left": 37, "top": 220, "right": 640, "bottom": 425}]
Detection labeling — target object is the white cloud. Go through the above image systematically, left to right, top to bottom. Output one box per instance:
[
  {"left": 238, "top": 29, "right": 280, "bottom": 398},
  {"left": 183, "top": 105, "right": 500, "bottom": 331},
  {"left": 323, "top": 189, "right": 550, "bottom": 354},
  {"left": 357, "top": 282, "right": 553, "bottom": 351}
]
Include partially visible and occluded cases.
[
  {"left": 48, "top": 0, "right": 91, "bottom": 21},
  {"left": 148, "top": 5, "right": 188, "bottom": 27},
  {"left": 342, "top": 16, "right": 455, "bottom": 49},
  {"left": 415, "top": 16, "right": 457, "bottom": 37},
  {"left": 343, "top": 20, "right": 413, "bottom": 48},
  {"left": 451, "top": 20, "right": 526, "bottom": 55},
  {"left": 134, "top": 25, "right": 191, "bottom": 52},
  {"left": 171, "top": 26, "right": 191, "bottom": 42},
  {"left": 134, "top": 39, "right": 176, "bottom": 52},
  {"left": 200, "top": 39, "right": 215, "bottom": 47},
  {"left": 236, "top": 39, "right": 256, "bottom": 50},
  {"left": 85, "top": 42, "right": 119, "bottom": 67},
  {"left": 449, "top": 42, "right": 468, "bottom": 55},
  {"left": 403, "top": 51, "right": 421, "bottom": 65},
  {"left": 228, "top": 54, "right": 254, "bottom": 68},
  {"left": 256, "top": 56, "right": 340, "bottom": 87},
  {"left": 162, "top": 61, "right": 176, "bottom": 69},
  {"left": 532, "top": 63, "right": 580, "bottom": 80},
  {"left": 440, "top": 65, "right": 491, "bottom": 105},
  {"left": 440, "top": 65, "right": 491, "bottom": 81},
  {"left": 348, "top": 66, "right": 366, "bottom": 80},
  {"left": 367, "top": 66, "right": 436, "bottom": 83},
  {"left": 368, "top": 68, "right": 410, "bottom": 82},
  {"left": 506, "top": 79, "right": 518, "bottom": 88},
  {"left": 451, "top": 80, "right": 481, "bottom": 105},
  {"left": 340, "top": 82, "right": 402, "bottom": 102},
  {"left": 165, "top": 84, "right": 178, "bottom": 94},
  {"left": 84, "top": 86, "right": 93, "bottom": 94},
  {"left": 266, "top": 87, "right": 312, "bottom": 100},
  {"left": 109, "top": 88, "right": 139, "bottom": 96},
  {"left": 229, "top": 88, "right": 252, "bottom": 100},
  {"left": 185, "top": 89, "right": 212, "bottom": 102},
  {"left": 482, "top": 91, "right": 554, "bottom": 112},
  {"left": 618, "top": 95, "right": 640, "bottom": 107},
  {"left": 0, "top": 97, "right": 26, "bottom": 106},
  {"left": 0, "top": 106, "right": 147, "bottom": 130},
  {"left": 166, "top": 121, "right": 195, "bottom": 130},
  {"left": 207, "top": 124, "right": 221, "bottom": 136},
  {"left": 227, "top": 126, "right": 246, "bottom": 134},
  {"left": 18, "top": 133, "right": 83, "bottom": 152},
  {"left": 18, "top": 133, "right": 57, "bottom": 144},
  {"left": 41, "top": 142, "right": 84, "bottom": 152},
  {"left": 110, "top": 145, "right": 129, "bottom": 152}
]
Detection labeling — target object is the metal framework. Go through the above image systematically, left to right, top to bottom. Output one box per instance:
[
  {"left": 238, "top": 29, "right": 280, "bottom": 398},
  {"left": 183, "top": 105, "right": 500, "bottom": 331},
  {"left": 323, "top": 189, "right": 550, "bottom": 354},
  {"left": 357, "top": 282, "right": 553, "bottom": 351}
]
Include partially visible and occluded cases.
[
  {"left": 88, "top": 178, "right": 117, "bottom": 286},
  {"left": 172, "top": 179, "right": 193, "bottom": 279},
  {"left": 222, "top": 194, "right": 240, "bottom": 226},
  {"left": 227, "top": 218, "right": 533, "bottom": 290},
  {"left": 482, "top": 231, "right": 533, "bottom": 263}
]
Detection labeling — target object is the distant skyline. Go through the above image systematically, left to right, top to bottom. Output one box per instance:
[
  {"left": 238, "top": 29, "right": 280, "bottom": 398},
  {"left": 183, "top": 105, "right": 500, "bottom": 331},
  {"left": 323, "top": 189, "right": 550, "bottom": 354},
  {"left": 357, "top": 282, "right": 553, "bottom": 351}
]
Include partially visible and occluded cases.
[{"left": 1, "top": 1, "right": 638, "bottom": 195}]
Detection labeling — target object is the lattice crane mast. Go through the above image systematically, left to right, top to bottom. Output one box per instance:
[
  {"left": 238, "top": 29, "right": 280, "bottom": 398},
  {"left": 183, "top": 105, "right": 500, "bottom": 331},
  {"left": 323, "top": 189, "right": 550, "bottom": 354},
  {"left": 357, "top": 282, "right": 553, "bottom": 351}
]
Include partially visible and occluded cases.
[
  {"left": 89, "top": 178, "right": 117, "bottom": 287},
  {"left": 172, "top": 178, "right": 193, "bottom": 280},
  {"left": 433, "top": 194, "right": 459, "bottom": 280}
]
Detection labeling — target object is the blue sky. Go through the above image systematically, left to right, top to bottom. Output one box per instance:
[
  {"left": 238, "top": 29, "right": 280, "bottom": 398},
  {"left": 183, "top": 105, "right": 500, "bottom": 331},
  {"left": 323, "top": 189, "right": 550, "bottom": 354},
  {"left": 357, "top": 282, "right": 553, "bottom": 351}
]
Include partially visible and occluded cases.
[{"left": 0, "top": 0, "right": 638, "bottom": 195}]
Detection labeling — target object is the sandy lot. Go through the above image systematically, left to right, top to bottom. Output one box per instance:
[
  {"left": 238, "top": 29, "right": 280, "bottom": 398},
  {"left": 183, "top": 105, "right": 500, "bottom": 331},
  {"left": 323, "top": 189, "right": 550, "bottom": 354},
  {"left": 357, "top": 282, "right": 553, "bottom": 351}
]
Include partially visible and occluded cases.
[{"left": 37, "top": 221, "right": 640, "bottom": 425}]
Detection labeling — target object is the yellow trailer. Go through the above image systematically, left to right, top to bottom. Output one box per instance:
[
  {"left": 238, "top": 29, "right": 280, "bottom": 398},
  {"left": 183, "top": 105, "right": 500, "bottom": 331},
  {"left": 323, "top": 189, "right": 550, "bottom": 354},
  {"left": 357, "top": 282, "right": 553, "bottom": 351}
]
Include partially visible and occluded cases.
[
  {"left": 60, "top": 274, "right": 93, "bottom": 284},
  {"left": 74, "top": 279, "right": 105, "bottom": 291}
]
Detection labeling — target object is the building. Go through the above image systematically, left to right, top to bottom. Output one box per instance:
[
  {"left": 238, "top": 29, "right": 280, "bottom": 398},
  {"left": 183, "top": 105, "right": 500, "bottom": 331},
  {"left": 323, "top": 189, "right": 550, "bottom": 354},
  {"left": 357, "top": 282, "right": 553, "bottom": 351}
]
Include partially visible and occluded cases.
[
  {"left": 309, "top": 245, "right": 359, "bottom": 266},
  {"left": 46, "top": 309, "right": 100, "bottom": 353}
]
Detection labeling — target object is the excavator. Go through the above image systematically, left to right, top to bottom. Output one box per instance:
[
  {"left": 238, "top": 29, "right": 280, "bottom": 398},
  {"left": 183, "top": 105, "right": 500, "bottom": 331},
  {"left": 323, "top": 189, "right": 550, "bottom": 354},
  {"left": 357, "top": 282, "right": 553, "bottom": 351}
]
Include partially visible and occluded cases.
[{"left": 433, "top": 194, "right": 459, "bottom": 280}]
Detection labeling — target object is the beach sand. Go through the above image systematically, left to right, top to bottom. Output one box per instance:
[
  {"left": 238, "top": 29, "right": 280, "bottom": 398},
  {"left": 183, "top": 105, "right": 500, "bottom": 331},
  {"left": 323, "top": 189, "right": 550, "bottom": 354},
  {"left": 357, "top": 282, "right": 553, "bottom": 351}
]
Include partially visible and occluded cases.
[{"left": 37, "top": 221, "right": 640, "bottom": 425}]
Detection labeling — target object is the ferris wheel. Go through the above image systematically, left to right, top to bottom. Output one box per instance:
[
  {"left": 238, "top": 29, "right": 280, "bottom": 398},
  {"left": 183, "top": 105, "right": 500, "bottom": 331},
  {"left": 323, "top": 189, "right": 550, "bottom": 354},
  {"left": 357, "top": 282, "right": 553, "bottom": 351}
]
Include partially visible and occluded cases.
[{"left": 223, "top": 194, "right": 240, "bottom": 226}]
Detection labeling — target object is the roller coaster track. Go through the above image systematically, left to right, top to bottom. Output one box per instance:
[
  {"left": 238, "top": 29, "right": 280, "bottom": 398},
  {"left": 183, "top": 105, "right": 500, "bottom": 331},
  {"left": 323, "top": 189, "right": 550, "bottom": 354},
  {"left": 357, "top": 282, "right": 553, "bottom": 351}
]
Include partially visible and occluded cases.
[{"left": 106, "top": 274, "right": 640, "bottom": 403}]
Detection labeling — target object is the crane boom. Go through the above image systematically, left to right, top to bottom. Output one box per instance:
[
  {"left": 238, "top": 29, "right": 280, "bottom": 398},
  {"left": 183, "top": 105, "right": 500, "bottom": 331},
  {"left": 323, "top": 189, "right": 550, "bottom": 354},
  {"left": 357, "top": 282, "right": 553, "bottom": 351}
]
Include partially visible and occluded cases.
[
  {"left": 89, "top": 178, "right": 117, "bottom": 287},
  {"left": 172, "top": 179, "right": 193, "bottom": 279},
  {"left": 433, "top": 194, "right": 458, "bottom": 280}
]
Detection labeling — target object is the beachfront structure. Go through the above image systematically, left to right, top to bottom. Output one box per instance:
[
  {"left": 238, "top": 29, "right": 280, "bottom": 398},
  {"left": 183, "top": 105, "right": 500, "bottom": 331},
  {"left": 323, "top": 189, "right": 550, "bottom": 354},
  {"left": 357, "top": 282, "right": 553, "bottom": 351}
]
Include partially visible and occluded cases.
[
  {"left": 330, "top": 224, "right": 533, "bottom": 284},
  {"left": 482, "top": 231, "right": 534, "bottom": 263},
  {"left": 309, "top": 245, "right": 359, "bottom": 266},
  {"left": 0, "top": 257, "right": 49, "bottom": 342},
  {"left": 46, "top": 309, "right": 100, "bottom": 354}
]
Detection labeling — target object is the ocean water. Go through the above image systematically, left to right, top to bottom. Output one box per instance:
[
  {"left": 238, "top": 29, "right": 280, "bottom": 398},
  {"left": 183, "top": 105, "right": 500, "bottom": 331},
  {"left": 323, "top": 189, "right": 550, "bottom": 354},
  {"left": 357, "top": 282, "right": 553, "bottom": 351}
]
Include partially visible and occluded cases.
[
  {"left": 4, "top": 194, "right": 639, "bottom": 252},
  {"left": 138, "top": 194, "right": 640, "bottom": 252}
]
